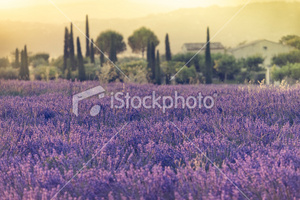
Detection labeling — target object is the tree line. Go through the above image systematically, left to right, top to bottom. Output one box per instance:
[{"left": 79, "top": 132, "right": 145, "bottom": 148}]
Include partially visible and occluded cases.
[{"left": 60, "top": 15, "right": 214, "bottom": 84}]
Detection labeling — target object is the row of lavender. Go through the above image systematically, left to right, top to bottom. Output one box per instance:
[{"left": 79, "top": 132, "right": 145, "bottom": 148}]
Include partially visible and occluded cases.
[{"left": 0, "top": 80, "right": 299, "bottom": 199}]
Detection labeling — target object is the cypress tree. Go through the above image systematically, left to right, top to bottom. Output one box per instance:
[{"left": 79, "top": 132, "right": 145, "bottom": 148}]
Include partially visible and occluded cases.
[
  {"left": 85, "top": 15, "right": 90, "bottom": 57},
  {"left": 69, "top": 23, "right": 76, "bottom": 71},
  {"left": 63, "top": 27, "right": 69, "bottom": 74},
  {"left": 205, "top": 27, "right": 212, "bottom": 84},
  {"left": 165, "top": 34, "right": 172, "bottom": 61},
  {"left": 77, "top": 37, "right": 86, "bottom": 81},
  {"left": 90, "top": 39, "right": 95, "bottom": 64},
  {"left": 151, "top": 42, "right": 156, "bottom": 82},
  {"left": 24, "top": 45, "right": 29, "bottom": 80},
  {"left": 15, "top": 48, "right": 20, "bottom": 68},
  {"left": 19, "top": 50, "right": 24, "bottom": 79},
  {"left": 155, "top": 50, "right": 161, "bottom": 85},
  {"left": 66, "top": 59, "right": 71, "bottom": 80}
]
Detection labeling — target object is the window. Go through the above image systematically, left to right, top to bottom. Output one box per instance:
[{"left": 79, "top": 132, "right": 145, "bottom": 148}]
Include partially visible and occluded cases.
[{"left": 263, "top": 46, "right": 268, "bottom": 50}]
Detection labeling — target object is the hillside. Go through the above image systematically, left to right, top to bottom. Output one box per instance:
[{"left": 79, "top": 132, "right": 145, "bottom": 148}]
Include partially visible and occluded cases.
[{"left": 0, "top": 2, "right": 299, "bottom": 58}]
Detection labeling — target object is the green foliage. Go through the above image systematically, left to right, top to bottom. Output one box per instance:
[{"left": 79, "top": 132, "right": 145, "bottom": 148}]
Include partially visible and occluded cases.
[
  {"left": 128, "top": 27, "right": 159, "bottom": 57},
  {"left": 96, "top": 30, "right": 126, "bottom": 55},
  {"left": 279, "top": 35, "right": 300, "bottom": 50},
  {"left": 100, "top": 50, "right": 105, "bottom": 67},
  {"left": 272, "top": 50, "right": 300, "bottom": 66},
  {"left": 30, "top": 53, "right": 49, "bottom": 63},
  {"left": 214, "top": 54, "right": 241, "bottom": 82},
  {"left": 245, "top": 55, "right": 265, "bottom": 71},
  {"left": 31, "top": 56, "right": 49, "bottom": 68},
  {"left": 0, "top": 57, "right": 10, "bottom": 68},
  {"left": 119, "top": 60, "right": 148, "bottom": 83},
  {"left": 160, "top": 61, "right": 198, "bottom": 84},
  {"left": 161, "top": 61, "right": 180, "bottom": 84},
  {"left": 84, "top": 63, "right": 100, "bottom": 80},
  {"left": 271, "top": 63, "right": 300, "bottom": 81},
  {"left": 175, "top": 65, "right": 197, "bottom": 84},
  {"left": 33, "top": 66, "right": 59, "bottom": 81},
  {"left": 0, "top": 67, "right": 18, "bottom": 80}
]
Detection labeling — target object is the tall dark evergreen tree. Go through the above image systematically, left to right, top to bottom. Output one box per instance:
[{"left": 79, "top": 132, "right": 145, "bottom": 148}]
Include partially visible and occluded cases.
[
  {"left": 85, "top": 15, "right": 90, "bottom": 57},
  {"left": 69, "top": 23, "right": 76, "bottom": 71},
  {"left": 63, "top": 27, "right": 69, "bottom": 74},
  {"left": 205, "top": 27, "right": 212, "bottom": 84},
  {"left": 165, "top": 34, "right": 172, "bottom": 61},
  {"left": 77, "top": 37, "right": 86, "bottom": 81},
  {"left": 109, "top": 37, "right": 117, "bottom": 62},
  {"left": 90, "top": 39, "right": 95, "bottom": 64},
  {"left": 151, "top": 42, "right": 156, "bottom": 82},
  {"left": 24, "top": 45, "right": 29, "bottom": 80},
  {"left": 19, "top": 46, "right": 29, "bottom": 80},
  {"left": 15, "top": 48, "right": 20, "bottom": 68},
  {"left": 19, "top": 50, "right": 25, "bottom": 79},
  {"left": 155, "top": 50, "right": 161, "bottom": 85},
  {"left": 66, "top": 59, "right": 71, "bottom": 80}
]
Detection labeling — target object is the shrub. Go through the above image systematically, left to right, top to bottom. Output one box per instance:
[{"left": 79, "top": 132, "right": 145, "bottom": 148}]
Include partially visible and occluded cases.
[{"left": 0, "top": 67, "right": 18, "bottom": 80}]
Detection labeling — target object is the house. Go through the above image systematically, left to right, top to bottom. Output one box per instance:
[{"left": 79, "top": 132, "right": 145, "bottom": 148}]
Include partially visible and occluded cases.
[
  {"left": 229, "top": 39, "right": 295, "bottom": 84},
  {"left": 229, "top": 39, "right": 294, "bottom": 66},
  {"left": 181, "top": 42, "right": 225, "bottom": 54}
]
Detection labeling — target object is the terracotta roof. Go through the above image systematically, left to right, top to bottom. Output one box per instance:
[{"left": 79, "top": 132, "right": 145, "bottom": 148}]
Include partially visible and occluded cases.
[{"left": 182, "top": 42, "right": 225, "bottom": 51}]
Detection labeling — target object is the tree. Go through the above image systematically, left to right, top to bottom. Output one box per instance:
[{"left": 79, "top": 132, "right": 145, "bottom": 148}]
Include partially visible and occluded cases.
[
  {"left": 86, "top": 15, "right": 90, "bottom": 57},
  {"left": 69, "top": 23, "right": 76, "bottom": 71},
  {"left": 63, "top": 27, "right": 69, "bottom": 74},
  {"left": 128, "top": 27, "right": 159, "bottom": 58},
  {"left": 205, "top": 27, "right": 212, "bottom": 84},
  {"left": 95, "top": 30, "right": 126, "bottom": 59},
  {"left": 165, "top": 34, "right": 172, "bottom": 61},
  {"left": 280, "top": 35, "right": 300, "bottom": 50},
  {"left": 77, "top": 37, "right": 86, "bottom": 81},
  {"left": 109, "top": 37, "right": 117, "bottom": 62},
  {"left": 90, "top": 39, "right": 95, "bottom": 64},
  {"left": 151, "top": 42, "right": 156, "bottom": 82},
  {"left": 100, "top": 44, "right": 105, "bottom": 67},
  {"left": 19, "top": 45, "right": 29, "bottom": 80},
  {"left": 24, "top": 45, "right": 29, "bottom": 80},
  {"left": 14, "top": 48, "right": 20, "bottom": 68},
  {"left": 19, "top": 50, "right": 24, "bottom": 78},
  {"left": 155, "top": 50, "right": 161, "bottom": 85},
  {"left": 272, "top": 50, "right": 300, "bottom": 66},
  {"left": 214, "top": 54, "right": 240, "bottom": 82},
  {"left": 246, "top": 55, "right": 264, "bottom": 71},
  {"left": 0, "top": 57, "right": 9, "bottom": 68},
  {"left": 271, "top": 63, "right": 300, "bottom": 81}
]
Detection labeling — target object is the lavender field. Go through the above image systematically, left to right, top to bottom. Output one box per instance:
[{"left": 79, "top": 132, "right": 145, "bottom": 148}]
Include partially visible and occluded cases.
[{"left": 0, "top": 80, "right": 299, "bottom": 200}]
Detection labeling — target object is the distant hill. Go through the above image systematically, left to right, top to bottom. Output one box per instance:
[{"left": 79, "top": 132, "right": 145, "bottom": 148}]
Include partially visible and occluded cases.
[{"left": 0, "top": 2, "right": 299, "bottom": 58}]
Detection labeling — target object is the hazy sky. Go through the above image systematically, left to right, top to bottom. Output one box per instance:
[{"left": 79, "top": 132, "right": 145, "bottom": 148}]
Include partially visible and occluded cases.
[{"left": 0, "top": 0, "right": 298, "bottom": 23}]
